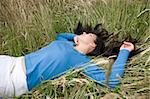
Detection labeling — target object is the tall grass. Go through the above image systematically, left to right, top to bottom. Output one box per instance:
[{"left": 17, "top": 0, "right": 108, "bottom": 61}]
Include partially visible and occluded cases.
[{"left": 0, "top": 0, "right": 150, "bottom": 98}]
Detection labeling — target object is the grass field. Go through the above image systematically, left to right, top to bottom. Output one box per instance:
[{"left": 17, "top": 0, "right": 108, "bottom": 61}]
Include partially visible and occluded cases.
[{"left": 0, "top": 0, "right": 150, "bottom": 98}]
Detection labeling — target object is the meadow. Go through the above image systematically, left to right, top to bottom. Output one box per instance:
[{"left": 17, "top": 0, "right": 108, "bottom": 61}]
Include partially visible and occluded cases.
[{"left": 0, "top": 0, "right": 149, "bottom": 98}]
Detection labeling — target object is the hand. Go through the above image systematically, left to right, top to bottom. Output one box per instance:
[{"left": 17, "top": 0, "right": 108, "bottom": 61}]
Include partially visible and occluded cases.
[{"left": 120, "top": 41, "right": 135, "bottom": 52}]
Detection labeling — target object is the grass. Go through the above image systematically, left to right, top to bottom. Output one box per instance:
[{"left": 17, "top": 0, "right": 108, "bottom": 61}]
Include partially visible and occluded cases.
[{"left": 0, "top": 0, "right": 150, "bottom": 98}]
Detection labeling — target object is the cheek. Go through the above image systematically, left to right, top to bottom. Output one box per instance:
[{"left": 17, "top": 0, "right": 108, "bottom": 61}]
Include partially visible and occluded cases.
[
  {"left": 83, "top": 36, "right": 94, "bottom": 43},
  {"left": 86, "top": 36, "right": 93, "bottom": 40},
  {"left": 88, "top": 37, "right": 95, "bottom": 42},
  {"left": 85, "top": 38, "right": 92, "bottom": 43}
]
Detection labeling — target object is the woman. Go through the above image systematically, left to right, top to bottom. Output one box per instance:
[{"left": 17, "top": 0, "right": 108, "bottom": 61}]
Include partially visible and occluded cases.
[{"left": 0, "top": 24, "right": 134, "bottom": 98}]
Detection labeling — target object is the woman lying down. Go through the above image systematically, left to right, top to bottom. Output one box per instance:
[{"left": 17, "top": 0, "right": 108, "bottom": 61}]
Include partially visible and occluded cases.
[{"left": 0, "top": 23, "right": 135, "bottom": 98}]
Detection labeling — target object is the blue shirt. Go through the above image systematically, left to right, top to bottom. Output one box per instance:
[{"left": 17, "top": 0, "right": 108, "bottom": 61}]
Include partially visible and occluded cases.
[{"left": 25, "top": 33, "right": 130, "bottom": 90}]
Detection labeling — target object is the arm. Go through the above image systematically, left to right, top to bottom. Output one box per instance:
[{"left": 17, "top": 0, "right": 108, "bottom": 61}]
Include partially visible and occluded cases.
[
  {"left": 56, "top": 33, "right": 76, "bottom": 41},
  {"left": 83, "top": 41, "right": 134, "bottom": 88},
  {"left": 83, "top": 49, "right": 130, "bottom": 88},
  {"left": 107, "top": 49, "right": 130, "bottom": 88}
]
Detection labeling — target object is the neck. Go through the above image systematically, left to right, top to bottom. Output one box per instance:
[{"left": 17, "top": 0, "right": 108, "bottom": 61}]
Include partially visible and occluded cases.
[{"left": 74, "top": 45, "right": 89, "bottom": 55}]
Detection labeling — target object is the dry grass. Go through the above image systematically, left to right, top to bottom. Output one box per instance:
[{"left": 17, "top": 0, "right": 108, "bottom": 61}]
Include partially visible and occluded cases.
[{"left": 0, "top": 0, "right": 149, "bottom": 98}]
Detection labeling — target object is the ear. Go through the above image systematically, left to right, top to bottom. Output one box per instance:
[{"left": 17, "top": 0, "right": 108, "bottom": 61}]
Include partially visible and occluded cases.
[
  {"left": 88, "top": 43, "right": 96, "bottom": 53},
  {"left": 89, "top": 43, "right": 96, "bottom": 48}
]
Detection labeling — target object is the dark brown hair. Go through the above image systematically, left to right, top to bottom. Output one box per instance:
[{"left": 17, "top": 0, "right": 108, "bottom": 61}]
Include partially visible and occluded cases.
[{"left": 74, "top": 22, "right": 141, "bottom": 57}]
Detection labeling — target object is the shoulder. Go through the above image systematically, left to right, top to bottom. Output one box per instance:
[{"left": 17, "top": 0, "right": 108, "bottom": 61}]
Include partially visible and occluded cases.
[{"left": 51, "top": 40, "right": 74, "bottom": 46}]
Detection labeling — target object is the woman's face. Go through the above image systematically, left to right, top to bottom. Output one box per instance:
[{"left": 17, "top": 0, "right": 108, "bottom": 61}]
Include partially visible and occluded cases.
[{"left": 78, "top": 32, "right": 97, "bottom": 45}]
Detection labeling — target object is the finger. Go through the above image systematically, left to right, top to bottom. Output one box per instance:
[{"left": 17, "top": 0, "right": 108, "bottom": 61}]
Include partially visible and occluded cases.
[
  {"left": 123, "top": 41, "right": 132, "bottom": 45},
  {"left": 123, "top": 41, "right": 135, "bottom": 50},
  {"left": 124, "top": 44, "right": 129, "bottom": 48}
]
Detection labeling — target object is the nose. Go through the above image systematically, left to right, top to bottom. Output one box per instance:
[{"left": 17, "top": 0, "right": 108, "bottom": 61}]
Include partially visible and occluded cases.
[{"left": 83, "top": 32, "right": 87, "bottom": 35}]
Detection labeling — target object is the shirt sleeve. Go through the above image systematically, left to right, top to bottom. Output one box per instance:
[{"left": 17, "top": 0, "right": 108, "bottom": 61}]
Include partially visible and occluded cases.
[
  {"left": 56, "top": 33, "right": 76, "bottom": 41},
  {"left": 83, "top": 49, "right": 130, "bottom": 88}
]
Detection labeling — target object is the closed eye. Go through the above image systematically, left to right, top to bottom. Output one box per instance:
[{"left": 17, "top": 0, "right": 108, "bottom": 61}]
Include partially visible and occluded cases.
[{"left": 89, "top": 34, "right": 94, "bottom": 37}]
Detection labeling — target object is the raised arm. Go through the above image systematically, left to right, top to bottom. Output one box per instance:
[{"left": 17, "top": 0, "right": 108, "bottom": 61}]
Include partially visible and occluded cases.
[
  {"left": 56, "top": 33, "right": 76, "bottom": 41},
  {"left": 83, "top": 41, "right": 134, "bottom": 88}
]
